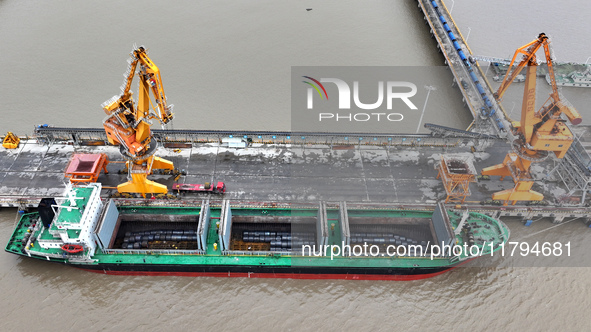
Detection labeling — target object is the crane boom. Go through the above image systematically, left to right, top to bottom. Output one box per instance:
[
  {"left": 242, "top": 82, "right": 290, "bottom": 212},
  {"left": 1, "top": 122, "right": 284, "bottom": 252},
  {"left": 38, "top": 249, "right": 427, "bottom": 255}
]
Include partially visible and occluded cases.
[
  {"left": 493, "top": 33, "right": 581, "bottom": 144},
  {"left": 494, "top": 33, "right": 549, "bottom": 100},
  {"left": 101, "top": 46, "right": 174, "bottom": 158},
  {"left": 135, "top": 49, "right": 174, "bottom": 124}
]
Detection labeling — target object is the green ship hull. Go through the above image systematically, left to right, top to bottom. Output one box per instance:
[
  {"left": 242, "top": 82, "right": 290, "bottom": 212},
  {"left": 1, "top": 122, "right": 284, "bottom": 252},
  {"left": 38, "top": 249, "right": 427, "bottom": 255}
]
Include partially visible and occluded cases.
[{"left": 5, "top": 184, "right": 509, "bottom": 280}]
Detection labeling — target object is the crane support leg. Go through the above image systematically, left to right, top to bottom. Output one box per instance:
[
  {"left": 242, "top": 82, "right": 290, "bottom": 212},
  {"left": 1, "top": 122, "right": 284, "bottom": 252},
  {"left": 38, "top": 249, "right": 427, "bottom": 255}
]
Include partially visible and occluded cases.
[
  {"left": 482, "top": 153, "right": 543, "bottom": 205},
  {"left": 482, "top": 153, "right": 523, "bottom": 181},
  {"left": 117, "top": 155, "right": 174, "bottom": 197},
  {"left": 151, "top": 156, "right": 174, "bottom": 171},
  {"left": 481, "top": 162, "right": 512, "bottom": 181},
  {"left": 118, "top": 174, "right": 168, "bottom": 197},
  {"left": 491, "top": 181, "right": 543, "bottom": 206}
]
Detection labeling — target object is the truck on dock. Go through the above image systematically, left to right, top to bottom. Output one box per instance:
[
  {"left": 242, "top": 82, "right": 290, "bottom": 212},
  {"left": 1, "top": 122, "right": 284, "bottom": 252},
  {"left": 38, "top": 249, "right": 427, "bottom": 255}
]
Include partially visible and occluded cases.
[{"left": 172, "top": 182, "right": 226, "bottom": 194}]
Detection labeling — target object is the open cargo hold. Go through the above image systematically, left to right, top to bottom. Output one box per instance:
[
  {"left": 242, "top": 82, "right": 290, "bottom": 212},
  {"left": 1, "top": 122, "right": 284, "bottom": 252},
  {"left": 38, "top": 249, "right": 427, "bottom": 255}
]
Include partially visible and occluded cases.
[
  {"left": 97, "top": 199, "right": 456, "bottom": 257},
  {"left": 97, "top": 201, "right": 211, "bottom": 254},
  {"left": 226, "top": 202, "right": 320, "bottom": 255}
]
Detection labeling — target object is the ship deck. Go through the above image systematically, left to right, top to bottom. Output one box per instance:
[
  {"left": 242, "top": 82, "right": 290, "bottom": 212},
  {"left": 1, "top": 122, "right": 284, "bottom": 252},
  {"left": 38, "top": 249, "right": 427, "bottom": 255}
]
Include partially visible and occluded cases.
[{"left": 6, "top": 202, "right": 509, "bottom": 270}]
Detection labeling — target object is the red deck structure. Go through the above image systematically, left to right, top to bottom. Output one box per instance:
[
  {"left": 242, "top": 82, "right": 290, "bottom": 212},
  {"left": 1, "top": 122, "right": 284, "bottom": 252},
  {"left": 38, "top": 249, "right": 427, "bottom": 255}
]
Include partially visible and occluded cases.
[{"left": 64, "top": 153, "right": 109, "bottom": 184}]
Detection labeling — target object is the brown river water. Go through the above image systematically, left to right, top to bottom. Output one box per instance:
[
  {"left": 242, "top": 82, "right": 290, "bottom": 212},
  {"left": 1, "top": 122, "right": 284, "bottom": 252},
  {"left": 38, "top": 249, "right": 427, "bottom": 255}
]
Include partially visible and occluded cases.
[{"left": 1, "top": 0, "right": 590, "bottom": 330}]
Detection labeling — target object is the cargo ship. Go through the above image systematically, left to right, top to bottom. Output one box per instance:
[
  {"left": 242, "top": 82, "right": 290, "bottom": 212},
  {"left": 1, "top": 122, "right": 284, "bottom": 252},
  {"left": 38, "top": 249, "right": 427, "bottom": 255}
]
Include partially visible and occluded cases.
[
  {"left": 491, "top": 61, "right": 591, "bottom": 88},
  {"left": 547, "top": 68, "right": 591, "bottom": 88},
  {"left": 5, "top": 182, "right": 509, "bottom": 280}
]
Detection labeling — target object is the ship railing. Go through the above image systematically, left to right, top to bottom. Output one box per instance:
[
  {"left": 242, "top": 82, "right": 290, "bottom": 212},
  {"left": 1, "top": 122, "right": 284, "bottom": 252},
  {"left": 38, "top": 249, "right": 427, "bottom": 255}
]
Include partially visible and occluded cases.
[
  {"left": 33, "top": 126, "right": 466, "bottom": 148},
  {"left": 37, "top": 239, "right": 63, "bottom": 246},
  {"left": 27, "top": 248, "right": 93, "bottom": 261},
  {"left": 101, "top": 249, "right": 204, "bottom": 255},
  {"left": 221, "top": 250, "right": 456, "bottom": 259},
  {"left": 222, "top": 250, "right": 303, "bottom": 256},
  {"left": 343, "top": 253, "right": 453, "bottom": 260},
  {"left": 68, "top": 256, "right": 96, "bottom": 263}
]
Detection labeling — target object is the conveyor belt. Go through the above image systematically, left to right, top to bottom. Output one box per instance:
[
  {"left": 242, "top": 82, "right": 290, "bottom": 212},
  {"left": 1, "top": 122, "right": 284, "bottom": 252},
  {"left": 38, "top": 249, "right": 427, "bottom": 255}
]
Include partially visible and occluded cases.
[
  {"left": 424, "top": 123, "right": 499, "bottom": 139},
  {"left": 35, "top": 126, "right": 434, "bottom": 139}
]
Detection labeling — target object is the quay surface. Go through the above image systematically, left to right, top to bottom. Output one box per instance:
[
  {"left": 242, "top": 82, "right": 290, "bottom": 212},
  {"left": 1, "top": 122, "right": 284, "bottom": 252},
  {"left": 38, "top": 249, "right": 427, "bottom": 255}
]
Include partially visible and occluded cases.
[{"left": 0, "top": 134, "right": 589, "bottom": 224}]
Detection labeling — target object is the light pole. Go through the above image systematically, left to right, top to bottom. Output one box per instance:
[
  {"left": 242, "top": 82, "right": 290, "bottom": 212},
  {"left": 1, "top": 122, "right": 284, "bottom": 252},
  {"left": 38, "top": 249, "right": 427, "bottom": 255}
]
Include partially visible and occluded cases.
[
  {"left": 449, "top": 0, "right": 455, "bottom": 13},
  {"left": 466, "top": 27, "right": 471, "bottom": 42},
  {"left": 585, "top": 56, "right": 591, "bottom": 65},
  {"left": 416, "top": 86, "right": 437, "bottom": 134}
]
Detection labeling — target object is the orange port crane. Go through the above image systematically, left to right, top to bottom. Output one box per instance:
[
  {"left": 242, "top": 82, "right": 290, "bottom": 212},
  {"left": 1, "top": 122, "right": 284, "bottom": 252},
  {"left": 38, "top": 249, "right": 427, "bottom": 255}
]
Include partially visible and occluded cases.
[
  {"left": 482, "top": 33, "right": 582, "bottom": 205},
  {"left": 101, "top": 45, "right": 175, "bottom": 196}
]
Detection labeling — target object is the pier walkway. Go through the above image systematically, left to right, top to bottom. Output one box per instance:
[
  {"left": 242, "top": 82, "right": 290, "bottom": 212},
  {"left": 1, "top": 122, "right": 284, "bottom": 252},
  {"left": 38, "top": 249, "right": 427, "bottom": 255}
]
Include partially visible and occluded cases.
[{"left": 417, "top": 0, "right": 510, "bottom": 136}]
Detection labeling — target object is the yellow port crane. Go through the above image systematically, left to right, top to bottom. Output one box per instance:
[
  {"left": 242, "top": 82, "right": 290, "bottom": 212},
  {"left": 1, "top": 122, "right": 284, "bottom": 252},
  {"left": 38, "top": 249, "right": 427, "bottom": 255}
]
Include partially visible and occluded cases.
[
  {"left": 482, "top": 33, "right": 582, "bottom": 205},
  {"left": 101, "top": 45, "right": 175, "bottom": 196}
]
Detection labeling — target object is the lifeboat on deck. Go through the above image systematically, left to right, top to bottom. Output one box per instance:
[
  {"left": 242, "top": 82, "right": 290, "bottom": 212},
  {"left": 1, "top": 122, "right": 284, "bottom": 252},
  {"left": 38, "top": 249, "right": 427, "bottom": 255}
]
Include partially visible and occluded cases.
[{"left": 61, "top": 244, "right": 84, "bottom": 254}]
